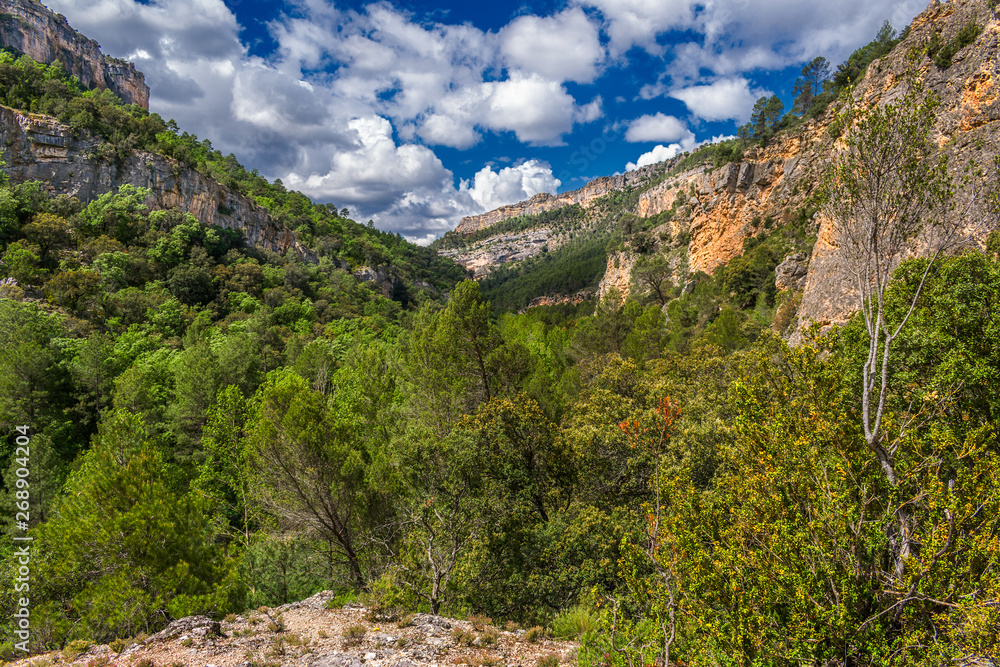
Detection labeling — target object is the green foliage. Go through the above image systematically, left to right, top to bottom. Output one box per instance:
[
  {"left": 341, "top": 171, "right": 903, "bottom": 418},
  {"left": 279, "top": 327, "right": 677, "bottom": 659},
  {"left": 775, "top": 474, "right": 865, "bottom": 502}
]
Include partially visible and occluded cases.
[
  {"left": 832, "top": 20, "right": 899, "bottom": 91},
  {"left": 1, "top": 21, "right": 997, "bottom": 664},
  {"left": 928, "top": 22, "right": 983, "bottom": 68},
  {"left": 749, "top": 94, "right": 785, "bottom": 144},
  {"left": 480, "top": 232, "right": 610, "bottom": 314},
  {"left": 16, "top": 411, "right": 243, "bottom": 645},
  {"left": 551, "top": 604, "right": 599, "bottom": 640}
]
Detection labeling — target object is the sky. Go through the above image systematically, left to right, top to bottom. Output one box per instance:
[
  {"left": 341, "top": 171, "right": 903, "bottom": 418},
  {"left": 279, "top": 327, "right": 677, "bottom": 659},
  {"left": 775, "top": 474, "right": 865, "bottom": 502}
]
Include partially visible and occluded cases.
[{"left": 44, "top": 0, "right": 928, "bottom": 244}]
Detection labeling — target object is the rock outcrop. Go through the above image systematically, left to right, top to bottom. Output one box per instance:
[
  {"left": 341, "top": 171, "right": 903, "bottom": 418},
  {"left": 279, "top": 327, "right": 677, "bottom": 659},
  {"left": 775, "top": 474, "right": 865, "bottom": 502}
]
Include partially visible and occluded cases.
[
  {"left": 0, "top": 0, "right": 149, "bottom": 107},
  {"left": 590, "top": 0, "right": 999, "bottom": 337},
  {"left": 792, "top": 0, "right": 1000, "bottom": 339},
  {"left": 0, "top": 105, "right": 313, "bottom": 258},
  {"left": 455, "top": 162, "right": 669, "bottom": 235},
  {"left": 439, "top": 228, "right": 553, "bottom": 277},
  {"left": 7, "top": 592, "right": 580, "bottom": 667}
]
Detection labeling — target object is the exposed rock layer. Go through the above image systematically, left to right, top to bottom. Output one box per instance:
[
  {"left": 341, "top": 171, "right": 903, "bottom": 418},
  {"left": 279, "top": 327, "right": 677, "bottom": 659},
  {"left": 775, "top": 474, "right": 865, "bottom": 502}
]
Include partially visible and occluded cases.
[
  {"left": 0, "top": 0, "right": 149, "bottom": 107},
  {"left": 449, "top": 0, "right": 1000, "bottom": 337},
  {"left": 0, "top": 105, "right": 312, "bottom": 258},
  {"left": 455, "top": 162, "right": 668, "bottom": 234},
  {"left": 439, "top": 228, "right": 553, "bottom": 277}
]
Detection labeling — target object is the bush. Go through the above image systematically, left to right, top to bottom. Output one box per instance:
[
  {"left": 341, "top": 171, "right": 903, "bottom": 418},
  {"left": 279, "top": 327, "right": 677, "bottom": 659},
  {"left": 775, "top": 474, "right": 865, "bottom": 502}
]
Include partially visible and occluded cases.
[
  {"left": 551, "top": 605, "right": 598, "bottom": 640},
  {"left": 341, "top": 625, "right": 366, "bottom": 647},
  {"left": 524, "top": 626, "right": 546, "bottom": 643},
  {"left": 451, "top": 628, "right": 477, "bottom": 646},
  {"left": 62, "top": 639, "right": 93, "bottom": 661}
]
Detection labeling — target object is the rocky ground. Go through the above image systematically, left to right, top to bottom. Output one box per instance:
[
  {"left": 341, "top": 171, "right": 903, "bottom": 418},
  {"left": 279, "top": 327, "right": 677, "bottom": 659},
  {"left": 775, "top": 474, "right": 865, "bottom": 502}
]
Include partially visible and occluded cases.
[{"left": 10, "top": 592, "right": 580, "bottom": 667}]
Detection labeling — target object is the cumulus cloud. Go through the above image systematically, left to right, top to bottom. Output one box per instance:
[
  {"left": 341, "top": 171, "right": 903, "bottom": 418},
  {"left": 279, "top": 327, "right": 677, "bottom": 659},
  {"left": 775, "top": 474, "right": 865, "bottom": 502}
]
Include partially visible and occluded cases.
[
  {"left": 43, "top": 0, "right": 608, "bottom": 239},
  {"left": 577, "top": 0, "right": 699, "bottom": 55},
  {"left": 577, "top": 0, "right": 925, "bottom": 79},
  {"left": 666, "top": 0, "right": 927, "bottom": 80},
  {"left": 499, "top": 8, "right": 605, "bottom": 83},
  {"left": 671, "top": 77, "right": 768, "bottom": 122},
  {"left": 624, "top": 113, "right": 692, "bottom": 143},
  {"left": 284, "top": 116, "right": 474, "bottom": 239},
  {"left": 625, "top": 133, "right": 735, "bottom": 171},
  {"left": 460, "top": 160, "right": 561, "bottom": 213}
]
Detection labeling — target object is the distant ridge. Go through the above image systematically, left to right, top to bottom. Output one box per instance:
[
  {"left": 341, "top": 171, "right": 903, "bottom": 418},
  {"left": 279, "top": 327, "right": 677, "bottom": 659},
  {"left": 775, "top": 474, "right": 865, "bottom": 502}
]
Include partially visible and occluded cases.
[{"left": 455, "top": 161, "right": 672, "bottom": 235}]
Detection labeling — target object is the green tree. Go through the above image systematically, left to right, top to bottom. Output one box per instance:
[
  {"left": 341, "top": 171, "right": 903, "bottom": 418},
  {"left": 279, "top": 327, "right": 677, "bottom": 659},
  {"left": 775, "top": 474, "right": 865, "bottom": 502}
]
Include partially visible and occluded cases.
[
  {"left": 792, "top": 56, "right": 830, "bottom": 114},
  {"left": 820, "top": 85, "right": 957, "bottom": 488},
  {"left": 750, "top": 95, "right": 785, "bottom": 142},
  {"left": 75, "top": 185, "right": 150, "bottom": 243},
  {"left": 0, "top": 241, "right": 44, "bottom": 285},
  {"left": 249, "top": 371, "right": 381, "bottom": 590},
  {"left": 195, "top": 385, "right": 260, "bottom": 546},
  {"left": 22, "top": 411, "right": 242, "bottom": 645}
]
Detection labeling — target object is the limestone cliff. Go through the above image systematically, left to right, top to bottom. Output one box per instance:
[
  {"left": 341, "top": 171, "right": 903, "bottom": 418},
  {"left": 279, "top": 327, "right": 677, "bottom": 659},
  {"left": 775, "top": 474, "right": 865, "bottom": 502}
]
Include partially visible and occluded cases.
[
  {"left": 0, "top": 0, "right": 149, "bottom": 107},
  {"left": 577, "top": 0, "right": 1000, "bottom": 334},
  {"left": 792, "top": 0, "right": 1000, "bottom": 338},
  {"left": 0, "top": 105, "right": 312, "bottom": 258},
  {"left": 455, "top": 162, "right": 669, "bottom": 235}
]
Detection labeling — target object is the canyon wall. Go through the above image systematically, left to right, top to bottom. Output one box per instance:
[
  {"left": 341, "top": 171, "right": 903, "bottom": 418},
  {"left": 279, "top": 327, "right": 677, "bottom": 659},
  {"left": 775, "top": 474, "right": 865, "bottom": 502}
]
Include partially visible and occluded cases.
[
  {"left": 0, "top": 0, "right": 149, "bottom": 107},
  {"left": 450, "top": 0, "right": 999, "bottom": 336},
  {"left": 0, "top": 106, "right": 312, "bottom": 258},
  {"left": 455, "top": 162, "right": 669, "bottom": 234}
]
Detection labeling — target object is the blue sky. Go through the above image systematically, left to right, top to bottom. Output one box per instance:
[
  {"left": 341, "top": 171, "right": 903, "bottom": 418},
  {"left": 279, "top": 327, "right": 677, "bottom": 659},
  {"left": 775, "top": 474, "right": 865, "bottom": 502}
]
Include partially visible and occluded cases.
[{"left": 46, "top": 0, "right": 927, "bottom": 244}]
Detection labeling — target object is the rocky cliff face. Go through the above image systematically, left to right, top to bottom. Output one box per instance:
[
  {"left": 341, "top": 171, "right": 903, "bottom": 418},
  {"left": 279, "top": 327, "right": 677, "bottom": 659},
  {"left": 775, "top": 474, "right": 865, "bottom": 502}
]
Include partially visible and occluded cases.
[
  {"left": 0, "top": 0, "right": 149, "bottom": 107},
  {"left": 445, "top": 0, "right": 999, "bottom": 330},
  {"left": 591, "top": 0, "right": 998, "bottom": 337},
  {"left": 791, "top": 0, "right": 1000, "bottom": 339},
  {"left": 0, "top": 105, "right": 312, "bottom": 258},
  {"left": 455, "top": 162, "right": 669, "bottom": 234},
  {"left": 439, "top": 228, "right": 553, "bottom": 277}
]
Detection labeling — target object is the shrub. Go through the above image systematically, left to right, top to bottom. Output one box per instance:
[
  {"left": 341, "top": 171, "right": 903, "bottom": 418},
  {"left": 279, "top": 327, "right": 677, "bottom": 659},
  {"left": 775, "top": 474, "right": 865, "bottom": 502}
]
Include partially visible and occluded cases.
[
  {"left": 551, "top": 605, "right": 598, "bottom": 640},
  {"left": 341, "top": 625, "right": 366, "bottom": 647},
  {"left": 524, "top": 626, "right": 546, "bottom": 643},
  {"left": 480, "top": 627, "right": 500, "bottom": 646},
  {"left": 451, "top": 628, "right": 476, "bottom": 646},
  {"left": 62, "top": 639, "right": 93, "bottom": 661}
]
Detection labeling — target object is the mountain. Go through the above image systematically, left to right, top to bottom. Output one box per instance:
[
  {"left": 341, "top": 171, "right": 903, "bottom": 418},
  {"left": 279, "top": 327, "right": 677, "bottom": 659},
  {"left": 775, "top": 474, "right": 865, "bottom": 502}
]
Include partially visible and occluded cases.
[
  {"left": 0, "top": 0, "right": 148, "bottom": 107},
  {"left": 0, "top": 0, "right": 468, "bottom": 298},
  {"left": 438, "top": 0, "right": 1000, "bottom": 337},
  {"left": 0, "top": 104, "right": 311, "bottom": 258}
]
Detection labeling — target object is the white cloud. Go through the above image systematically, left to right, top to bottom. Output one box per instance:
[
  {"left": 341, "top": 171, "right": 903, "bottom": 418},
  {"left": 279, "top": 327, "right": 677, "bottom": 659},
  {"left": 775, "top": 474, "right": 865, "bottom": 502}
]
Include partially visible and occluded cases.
[
  {"left": 43, "top": 0, "right": 930, "bottom": 241},
  {"left": 577, "top": 0, "right": 699, "bottom": 55},
  {"left": 577, "top": 0, "right": 926, "bottom": 80},
  {"left": 664, "top": 0, "right": 927, "bottom": 80},
  {"left": 500, "top": 8, "right": 605, "bottom": 83},
  {"left": 483, "top": 75, "right": 599, "bottom": 146},
  {"left": 671, "top": 78, "right": 768, "bottom": 122},
  {"left": 624, "top": 113, "right": 692, "bottom": 143},
  {"left": 284, "top": 116, "right": 475, "bottom": 240},
  {"left": 625, "top": 133, "right": 735, "bottom": 171},
  {"left": 626, "top": 137, "right": 700, "bottom": 171},
  {"left": 460, "top": 160, "right": 561, "bottom": 213}
]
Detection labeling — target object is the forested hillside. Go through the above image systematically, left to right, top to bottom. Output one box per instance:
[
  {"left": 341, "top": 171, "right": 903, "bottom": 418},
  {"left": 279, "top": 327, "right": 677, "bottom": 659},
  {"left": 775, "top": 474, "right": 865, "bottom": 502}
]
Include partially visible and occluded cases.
[{"left": 1, "top": 1, "right": 1000, "bottom": 666}]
